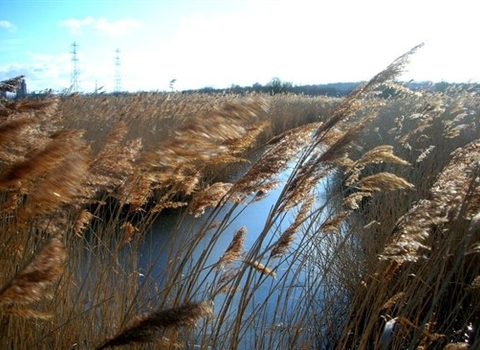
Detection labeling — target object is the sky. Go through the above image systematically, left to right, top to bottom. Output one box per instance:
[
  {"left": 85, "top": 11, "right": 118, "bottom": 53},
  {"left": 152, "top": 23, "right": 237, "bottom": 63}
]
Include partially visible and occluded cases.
[{"left": 1, "top": 0, "right": 479, "bottom": 93}]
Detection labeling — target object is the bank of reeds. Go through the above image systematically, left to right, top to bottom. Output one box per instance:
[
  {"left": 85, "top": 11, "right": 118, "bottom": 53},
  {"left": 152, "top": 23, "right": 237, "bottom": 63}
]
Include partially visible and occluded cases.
[
  {"left": 1, "top": 42, "right": 479, "bottom": 349},
  {"left": 0, "top": 78, "right": 339, "bottom": 348},
  {"left": 333, "top": 83, "right": 480, "bottom": 348}
]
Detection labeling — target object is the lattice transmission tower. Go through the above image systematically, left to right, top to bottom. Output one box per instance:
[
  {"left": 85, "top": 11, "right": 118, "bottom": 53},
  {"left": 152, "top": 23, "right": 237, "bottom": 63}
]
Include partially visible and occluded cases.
[
  {"left": 70, "top": 42, "right": 80, "bottom": 92},
  {"left": 114, "top": 49, "right": 122, "bottom": 93}
]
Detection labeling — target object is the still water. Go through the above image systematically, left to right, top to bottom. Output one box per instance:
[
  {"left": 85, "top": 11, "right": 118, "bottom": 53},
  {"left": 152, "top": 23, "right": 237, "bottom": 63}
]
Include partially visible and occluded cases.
[{"left": 136, "top": 168, "right": 329, "bottom": 348}]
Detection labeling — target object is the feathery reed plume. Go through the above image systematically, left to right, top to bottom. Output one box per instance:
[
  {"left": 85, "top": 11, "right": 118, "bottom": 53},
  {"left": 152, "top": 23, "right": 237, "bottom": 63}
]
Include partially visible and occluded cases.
[
  {"left": 314, "top": 43, "right": 424, "bottom": 141},
  {"left": 367, "top": 43, "right": 424, "bottom": 88},
  {"left": 275, "top": 48, "right": 420, "bottom": 214},
  {"left": 0, "top": 76, "right": 24, "bottom": 93},
  {"left": 145, "top": 97, "right": 268, "bottom": 168},
  {"left": 15, "top": 98, "right": 60, "bottom": 122},
  {"left": 111, "top": 98, "right": 269, "bottom": 215},
  {"left": 393, "top": 98, "right": 446, "bottom": 149},
  {"left": 442, "top": 104, "right": 472, "bottom": 139},
  {"left": 279, "top": 112, "right": 374, "bottom": 212},
  {"left": 317, "top": 112, "right": 378, "bottom": 165},
  {"left": 0, "top": 117, "right": 35, "bottom": 150},
  {"left": 100, "top": 121, "right": 129, "bottom": 154},
  {"left": 224, "top": 121, "right": 270, "bottom": 155},
  {"left": 232, "top": 122, "right": 320, "bottom": 197},
  {"left": 88, "top": 127, "right": 142, "bottom": 192},
  {"left": 0, "top": 129, "right": 85, "bottom": 189},
  {"left": 381, "top": 141, "right": 480, "bottom": 263},
  {"left": 345, "top": 145, "right": 410, "bottom": 186},
  {"left": 416, "top": 145, "right": 435, "bottom": 163},
  {"left": 20, "top": 149, "right": 90, "bottom": 218},
  {"left": 143, "top": 164, "right": 200, "bottom": 199},
  {"left": 281, "top": 165, "right": 327, "bottom": 212},
  {"left": 356, "top": 172, "right": 415, "bottom": 192},
  {"left": 115, "top": 173, "right": 153, "bottom": 211},
  {"left": 188, "top": 182, "right": 234, "bottom": 218},
  {"left": 1, "top": 190, "right": 19, "bottom": 213},
  {"left": 342, "top": 191, "right": 372, "bottom": 210},
  {"left": 271, "top": 196, "right": 313, "bottom": 258},
  {"left": 150, "top": 200, "right": 188, "bottom": 213},
  {"left": 73, "top": 209, "right": 93, "bottom": 237},
  {"left": 320, "top": 211, "right": 352, "bottom": 234},
  {"left": 121, "top": 221, "right": 137, "bottom": 244},
  {"left": 216, "top": 227, "right": 246, "bottom": 268},
  {"left": 0, "top": 237, "right": 65, "bottom": 306},
  {"left": 466, "top": 243, "right": 480, "bottom": 256},
  {"left": 382, "top": 259, "right": 400, "bottom": 281},
  {"left": 245, "top": 260, "right": 276, "bottom": 279},
  {"left": 468, "top": 276, "right": 480, "bottom": 289},
  {"left": 382, "top": 291, "right": 405, "bottom": 310},
  {"left": 96, "top": 301, "right": 212, "bottom": 349},
  {"left": 1, "top": 308, "right": 53, "bottom": 320},
  {"left": 443, "top": 343, "right": 470, "bottom": 350}
]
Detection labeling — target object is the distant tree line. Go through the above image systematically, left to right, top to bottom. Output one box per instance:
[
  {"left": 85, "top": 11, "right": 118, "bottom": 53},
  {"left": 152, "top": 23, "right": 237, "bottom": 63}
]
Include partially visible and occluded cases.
[
  {"left": 4, "top": 75, "right": 478, "bottom": 99},
  {"left": 182, "top": 78, "right": 480, "bottom": 97},
  {"left": 182, "top": 78, "right": 361, "bottom": 97}
]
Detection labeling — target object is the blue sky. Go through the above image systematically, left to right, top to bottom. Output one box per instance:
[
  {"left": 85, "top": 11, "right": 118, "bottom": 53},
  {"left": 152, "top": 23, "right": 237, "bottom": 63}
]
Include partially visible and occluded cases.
[{"left": 1, "top": 0, "right": 479, "bottom": 92}]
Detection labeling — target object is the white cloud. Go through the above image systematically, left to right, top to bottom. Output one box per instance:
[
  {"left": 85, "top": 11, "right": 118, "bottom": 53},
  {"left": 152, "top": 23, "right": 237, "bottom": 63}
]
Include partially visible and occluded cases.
[
  {"left": 59, "top": 17, "right": 141, "bottom": 37},
  {"left": 59, "top": 17, "right": 95, "bottom": 34},
  {"left": 94, "top": 18, "right": 142, "bottom": 37},
  {"left": 0, "top": 20, "right": 16, "bottom": 32},
  {"left": 0, "top": 53, "right": 72, "bottom": 92}
]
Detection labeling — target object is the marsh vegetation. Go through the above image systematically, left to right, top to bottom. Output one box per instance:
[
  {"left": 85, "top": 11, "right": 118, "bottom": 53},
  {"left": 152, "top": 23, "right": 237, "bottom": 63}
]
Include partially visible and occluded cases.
[{"left": 1, "top": 46, "right": 479, "bottom": 349}]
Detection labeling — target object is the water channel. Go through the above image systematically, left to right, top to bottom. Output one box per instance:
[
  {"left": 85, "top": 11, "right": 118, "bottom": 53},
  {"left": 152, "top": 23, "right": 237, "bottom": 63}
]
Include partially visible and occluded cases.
[{"left": 136, "top": 167, "right": 330, "bottom": 348}]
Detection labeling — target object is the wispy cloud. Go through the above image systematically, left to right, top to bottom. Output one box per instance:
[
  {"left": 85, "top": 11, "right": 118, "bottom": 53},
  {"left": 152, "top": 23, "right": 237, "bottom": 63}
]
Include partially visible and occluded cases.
[
  {"left": 59, "top": 17, "right": 141, "bottom": 37},
  {"left": 59, "top": 17, "right": 95, "bottom": 34},
  {"left": 94, "top": 18, "right": 141, "bottom": 37},
  {"left": 0, "top": 20, "right": 16, "bottom": 32},
  {"left": 0, "top": 53, "right": 72, "bottom": 92}
]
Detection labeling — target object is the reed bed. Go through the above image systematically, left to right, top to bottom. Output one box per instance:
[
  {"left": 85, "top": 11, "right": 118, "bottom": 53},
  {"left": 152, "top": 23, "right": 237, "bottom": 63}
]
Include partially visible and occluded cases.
[{"left": 0, "top": 43, "right": 479, "bottom": 349}]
